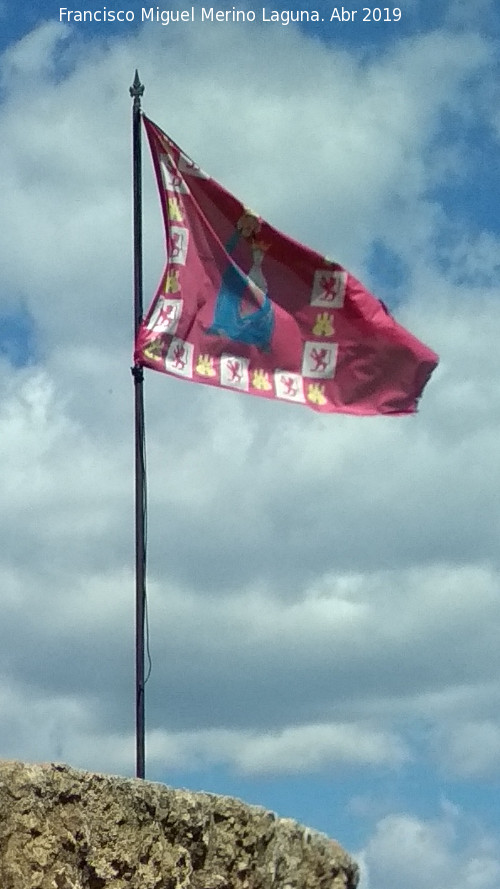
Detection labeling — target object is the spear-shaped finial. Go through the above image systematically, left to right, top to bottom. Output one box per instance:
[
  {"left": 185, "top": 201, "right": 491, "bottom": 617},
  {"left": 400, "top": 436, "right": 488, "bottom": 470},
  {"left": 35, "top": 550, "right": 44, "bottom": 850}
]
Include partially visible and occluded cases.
[{"left": 130, "top": 69, "right": 144, "bottom": 108}]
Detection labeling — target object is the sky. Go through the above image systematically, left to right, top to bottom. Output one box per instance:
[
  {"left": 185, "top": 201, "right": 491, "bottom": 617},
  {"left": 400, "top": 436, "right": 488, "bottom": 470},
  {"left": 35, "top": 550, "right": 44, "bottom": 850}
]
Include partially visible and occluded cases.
[{"left": 1, "top": 1, "right": 500, "bottom": 886}]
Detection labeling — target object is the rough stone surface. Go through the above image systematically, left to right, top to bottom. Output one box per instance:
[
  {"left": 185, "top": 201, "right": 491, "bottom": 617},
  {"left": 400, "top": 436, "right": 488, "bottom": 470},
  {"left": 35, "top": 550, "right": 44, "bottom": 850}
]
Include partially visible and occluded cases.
[{"left": 0, "top": 761, "right": 358, "bottom": 889}]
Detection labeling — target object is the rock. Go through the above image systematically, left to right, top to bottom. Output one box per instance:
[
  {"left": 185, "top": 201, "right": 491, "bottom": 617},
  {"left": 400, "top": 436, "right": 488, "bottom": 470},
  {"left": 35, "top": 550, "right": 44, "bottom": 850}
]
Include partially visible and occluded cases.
[{"left": 0, "top": 761, "right": 359, "bottom": 889}]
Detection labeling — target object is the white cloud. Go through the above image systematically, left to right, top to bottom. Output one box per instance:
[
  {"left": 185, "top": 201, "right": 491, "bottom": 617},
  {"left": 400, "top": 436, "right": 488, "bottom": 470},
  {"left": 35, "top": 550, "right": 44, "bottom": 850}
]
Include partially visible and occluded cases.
[
  {"left": 1, "top": 21, "right": 69, "bottom": 77},
  {"left": 6, "top": 720, "right": 407, "bottom": 778},
  {"left": 432, "top": 720, "right": 500, "bottom": 779},
  {"left": 225, "top": 723, "right": 409, "bottom": 775},
  {"left": 358, "top": 805, "right": 500, "bottom": 889}
]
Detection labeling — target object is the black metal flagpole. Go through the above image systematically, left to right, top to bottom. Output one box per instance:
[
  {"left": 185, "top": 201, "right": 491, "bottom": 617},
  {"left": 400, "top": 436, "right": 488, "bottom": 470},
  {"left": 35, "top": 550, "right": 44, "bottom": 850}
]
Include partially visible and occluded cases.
[{"left": 130, "top": 70, "right": 146, "bottom": 779}]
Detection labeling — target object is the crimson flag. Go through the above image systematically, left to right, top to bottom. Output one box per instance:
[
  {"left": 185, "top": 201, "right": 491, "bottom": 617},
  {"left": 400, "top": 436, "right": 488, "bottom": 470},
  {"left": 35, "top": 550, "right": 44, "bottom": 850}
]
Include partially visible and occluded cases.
[{"left": 135, "top": 116, "right": 438, "bottom": 414}]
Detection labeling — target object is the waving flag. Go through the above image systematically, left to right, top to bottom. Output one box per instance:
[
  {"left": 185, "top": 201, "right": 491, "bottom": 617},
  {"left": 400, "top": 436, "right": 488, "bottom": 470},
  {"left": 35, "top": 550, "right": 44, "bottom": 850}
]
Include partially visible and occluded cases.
[{"left": 135, "top": 116, "right": 438, "bottom": 414}]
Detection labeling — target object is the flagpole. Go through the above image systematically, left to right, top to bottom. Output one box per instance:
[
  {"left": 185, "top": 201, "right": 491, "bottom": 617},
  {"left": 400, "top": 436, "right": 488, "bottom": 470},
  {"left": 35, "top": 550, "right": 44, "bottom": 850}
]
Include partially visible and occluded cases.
[{"left": 130, "top": 69, "right": 146, "bottom": 780}]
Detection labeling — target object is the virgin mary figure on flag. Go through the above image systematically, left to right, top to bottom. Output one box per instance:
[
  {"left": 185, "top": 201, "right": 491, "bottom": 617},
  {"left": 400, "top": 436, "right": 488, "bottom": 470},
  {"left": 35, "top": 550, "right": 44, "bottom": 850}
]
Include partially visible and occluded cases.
[{"left": 206, "top": 211, "right": 275, "bottom": 351}]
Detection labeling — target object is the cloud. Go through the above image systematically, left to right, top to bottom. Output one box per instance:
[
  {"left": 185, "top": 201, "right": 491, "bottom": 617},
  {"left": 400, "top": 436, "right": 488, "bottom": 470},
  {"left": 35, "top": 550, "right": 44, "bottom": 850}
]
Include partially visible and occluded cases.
[
  {"left": 1, "top": 21, "right": 69, "bottom": 77},
  {"left": 1, "top": 555, "right": 499, "bottom": 778},
  {"left": 431, "top": 720, "right": 500, "bottom": 779},
  {"left": 219, "top": 723, "right": 409, "bottom": 775},
  {"left": 358, "top": 804, "right": 500, "bottom": 889}
]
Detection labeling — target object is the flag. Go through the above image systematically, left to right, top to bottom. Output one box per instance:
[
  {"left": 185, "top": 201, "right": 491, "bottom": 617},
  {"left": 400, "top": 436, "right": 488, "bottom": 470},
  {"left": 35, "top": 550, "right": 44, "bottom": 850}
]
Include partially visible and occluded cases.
[{"left": 135, "top": 116, "right": 438, "bottom": 415}]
